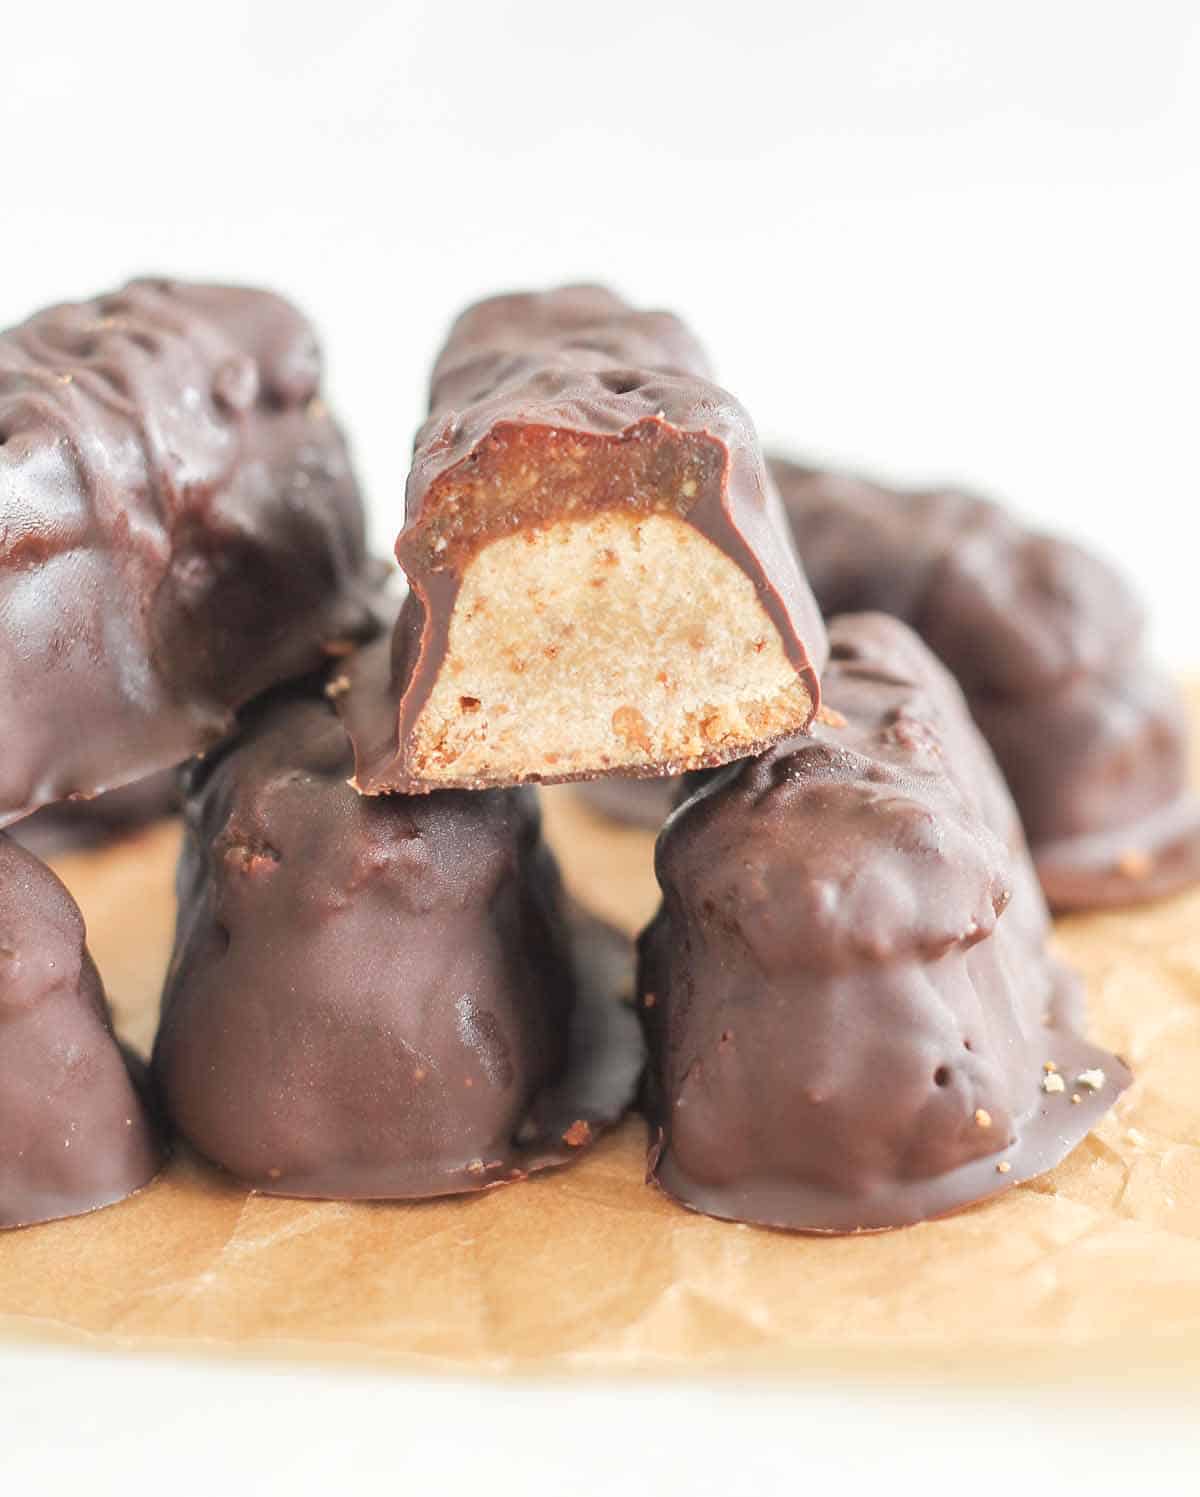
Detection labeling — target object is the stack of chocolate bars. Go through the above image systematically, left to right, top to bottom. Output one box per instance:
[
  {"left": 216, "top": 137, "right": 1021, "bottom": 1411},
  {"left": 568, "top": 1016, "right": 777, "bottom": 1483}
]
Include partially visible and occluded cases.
[{"left": 4, "top": 279, "right": 1195, "bottom": 1235}]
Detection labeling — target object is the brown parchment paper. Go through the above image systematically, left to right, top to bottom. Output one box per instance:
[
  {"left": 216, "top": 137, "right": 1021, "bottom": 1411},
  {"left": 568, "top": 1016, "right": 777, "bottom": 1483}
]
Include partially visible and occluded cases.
[{"left": 1, "top": 689, "right": 1199, "bottom": 1384}]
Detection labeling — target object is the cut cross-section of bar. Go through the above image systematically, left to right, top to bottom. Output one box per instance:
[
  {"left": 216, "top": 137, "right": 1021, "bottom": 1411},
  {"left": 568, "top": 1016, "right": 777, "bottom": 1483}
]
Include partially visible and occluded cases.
[{"left": 339, "top": 287, "right": 826, "bottom": 794}]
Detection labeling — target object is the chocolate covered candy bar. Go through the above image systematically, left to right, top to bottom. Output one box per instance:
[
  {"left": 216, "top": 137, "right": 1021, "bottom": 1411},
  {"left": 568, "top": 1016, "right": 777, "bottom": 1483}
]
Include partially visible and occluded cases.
[
  {"left": 0, "top": 279, "right": 377, "bottom": 826},
  {"left": 340, "top": 286, "right": 826, "bottom": 795},
  {"left": 772, "top": 458, "right": 1200, "bottom": 911},
  {"left": 638, "top": 614, "right": 1128, "bottom": 1233},
  {"left": 153, "top": 641, "right": 644, "bottom": 1200},
  {"left": 1, "top": 836, "right": 165, "bottom": 1228}
]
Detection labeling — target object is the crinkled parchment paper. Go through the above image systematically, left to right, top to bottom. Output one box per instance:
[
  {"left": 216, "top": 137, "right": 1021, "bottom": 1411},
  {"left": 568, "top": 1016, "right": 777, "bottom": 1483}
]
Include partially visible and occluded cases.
[{"left": 1, "top": 689, "right": 1198, "bottom": 1383}]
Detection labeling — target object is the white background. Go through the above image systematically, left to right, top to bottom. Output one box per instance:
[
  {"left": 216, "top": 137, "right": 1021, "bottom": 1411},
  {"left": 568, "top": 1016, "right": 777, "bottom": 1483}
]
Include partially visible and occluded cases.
[
  {"left": 2, "top": 0, "right": 1197, "bottom": 659},
  {"left": 2, "top": 2, "right": 1198, "bottom": 1490}
]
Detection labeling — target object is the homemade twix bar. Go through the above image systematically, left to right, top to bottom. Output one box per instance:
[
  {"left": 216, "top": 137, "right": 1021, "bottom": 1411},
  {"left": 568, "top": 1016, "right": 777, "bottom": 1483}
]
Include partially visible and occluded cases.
[
  {"left": 0, "top": 278, "right": 376, "bottom": 826},
  {"left": 340, "top": 286, "right": 826, "bottom": 793},
  {"left": 772, "top": 458, "right": 1200, "bottom": 912},
  {"left": 639, "top": 615, "right": 1128, "bottom": 1232},
  {"left": 153, "top": 639, "right": 643, "bottom": 1201}
]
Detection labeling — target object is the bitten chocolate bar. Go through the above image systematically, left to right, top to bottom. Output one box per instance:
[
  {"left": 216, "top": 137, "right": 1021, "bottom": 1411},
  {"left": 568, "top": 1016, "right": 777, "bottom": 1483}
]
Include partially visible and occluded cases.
[
  {"left": 0, "top": 278, "right": 377, "bottom": 826},
  {"left": 340, "top": 286, "right": 826, "bottom": 794},
  {"left": 772, "top": 458, "right": 1200, "bottom": 911},
  {"left": 638, "top": 614, "right": 1128, "bottom": 1233},
  {"left": 153, "top": 638, "right": 644, "bottom": 1201}
]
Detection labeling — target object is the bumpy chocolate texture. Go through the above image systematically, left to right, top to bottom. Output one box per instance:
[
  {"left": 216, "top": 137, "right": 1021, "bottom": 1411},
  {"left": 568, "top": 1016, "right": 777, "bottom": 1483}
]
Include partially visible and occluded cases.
[
  {"left": 0, "top": 278, "right": 376, "bottom": 827},
  {"left": 340, "top": 285, "right": 827, "bottom": 795},
  {"left": 772, "top": 458, "right": 1200, "bottom": 911},
  {"left": 638, "top": 614, "right": 1129, "bottom": 1233},
  {"left": 153, "top": 644, "right": 644, "bottom": 1200},
  {"left": 1, "top": 836, "right": 165, "bottom": 1229}
]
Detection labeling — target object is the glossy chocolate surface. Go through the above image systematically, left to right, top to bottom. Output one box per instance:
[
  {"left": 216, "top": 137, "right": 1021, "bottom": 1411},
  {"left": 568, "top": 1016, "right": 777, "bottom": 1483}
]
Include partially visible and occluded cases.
[
  {"left": 0, "top": 278, "right": 377, "bottom": 826},
  {"left": 342, "top": 285, "right": 826, "bottom": 793},
  {"left": 770, "top": 458, "right": 1200, "bottom": 911},
  {"left": 639, "top": 614, "right": 1128, "bottom": 1232},
  {"left": 153, "top": 646, "right": 644, "bottom": 1200},
  {"left": 1, "top": 836, "right": 165, "bottom": 1229}
]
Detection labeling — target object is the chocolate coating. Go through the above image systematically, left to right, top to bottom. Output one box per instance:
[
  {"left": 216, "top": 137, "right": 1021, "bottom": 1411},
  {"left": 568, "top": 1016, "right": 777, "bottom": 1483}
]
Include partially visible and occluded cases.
[
  {"left": 0, "top": 278, "right": 377, "bottom": 826},
  {"left": 342, "top": 285, "right": 826, "bottom": 793},
  {"left": 770, "top": 458, "right": 1200, "bottom": 911},
  {"left": 638, "top": 614, "right": 1128, "bottom": 1233},
  {"left": 153, "top": 645, "right": 644, "bottom": 1200},
  {"left": 11, "top": 770, "right": 179, "bottom": 859},
  {"left": 1, "top": 836, "right": 165, "bottom": 1229}
]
